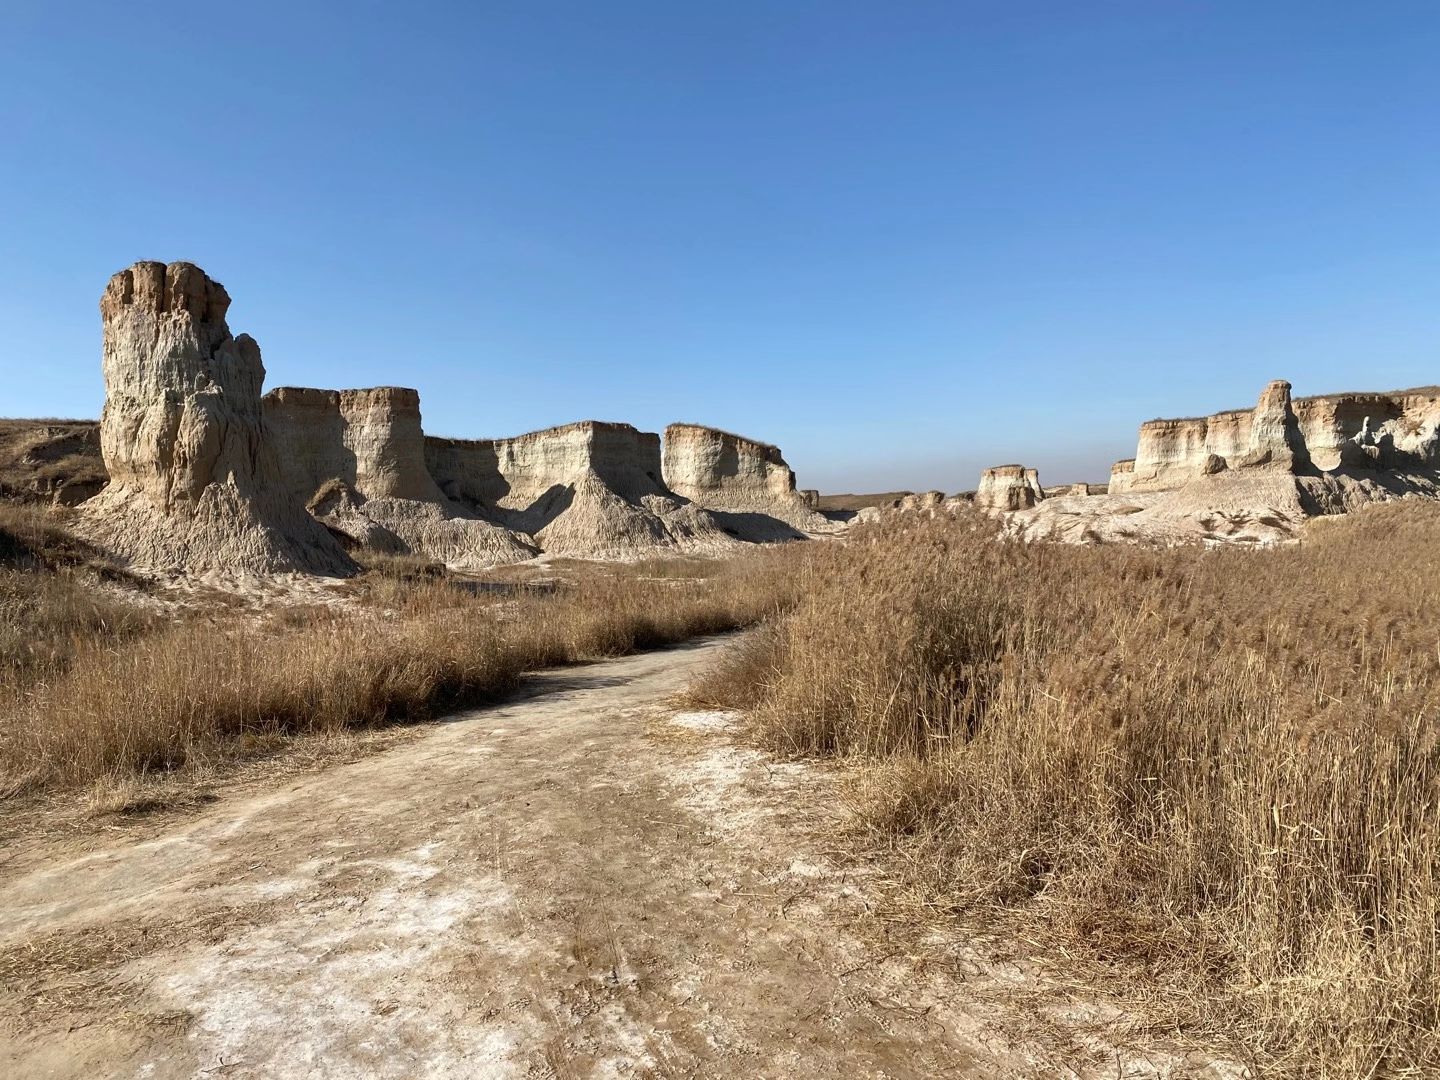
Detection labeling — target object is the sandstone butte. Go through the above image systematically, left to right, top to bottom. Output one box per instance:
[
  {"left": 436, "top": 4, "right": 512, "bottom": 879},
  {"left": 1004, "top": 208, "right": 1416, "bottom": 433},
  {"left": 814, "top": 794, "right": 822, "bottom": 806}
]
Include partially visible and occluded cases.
[
  {"left": 73, "top": 261, "right": 829, "bottom": 577},
  {"left": 81, "top": 261, "right": 355, "bottom": 576},
  {"left": 988, "top": 379, "right": 1440, "bottom": 546},
  {"left": 1110, "top": 379, "right": 1440, "bottom": 494},
  {"left": 661, "top": 423, "right": 832, "bottom": 541},
  {"left": 974, "top": 465, "right": 1046, "bottom": 513}
]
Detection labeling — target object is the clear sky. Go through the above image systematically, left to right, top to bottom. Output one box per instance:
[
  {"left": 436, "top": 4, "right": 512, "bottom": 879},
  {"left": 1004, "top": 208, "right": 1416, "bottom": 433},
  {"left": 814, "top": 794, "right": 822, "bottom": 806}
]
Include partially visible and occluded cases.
[{"left": 2, "top": 2, "right": 1437, "bottom": 492}]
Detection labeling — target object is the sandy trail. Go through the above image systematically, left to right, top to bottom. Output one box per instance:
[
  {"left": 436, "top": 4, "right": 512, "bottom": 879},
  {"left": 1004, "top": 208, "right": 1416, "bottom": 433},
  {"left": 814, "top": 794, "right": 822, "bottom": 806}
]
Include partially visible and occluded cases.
[{"left": 0, "top": 638, "right": 1226, "bottom": 1079}]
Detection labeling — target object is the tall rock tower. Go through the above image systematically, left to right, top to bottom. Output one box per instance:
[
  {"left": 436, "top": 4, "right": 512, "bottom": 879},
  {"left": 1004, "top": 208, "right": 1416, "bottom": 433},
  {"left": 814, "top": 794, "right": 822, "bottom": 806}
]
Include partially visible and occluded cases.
[
  {"left": 84, "top": 261, "right": 354, "bottom": 576},
  {"left": 1242, "top": 379, "right": 1309, "bottom": 471}
]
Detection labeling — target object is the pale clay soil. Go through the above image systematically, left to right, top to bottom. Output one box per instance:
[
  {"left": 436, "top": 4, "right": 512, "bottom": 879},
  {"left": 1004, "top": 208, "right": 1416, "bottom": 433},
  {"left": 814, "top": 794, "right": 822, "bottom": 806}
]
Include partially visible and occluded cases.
[{"left": 0, "top": 638, "right": 1239, "bottom": 1079}]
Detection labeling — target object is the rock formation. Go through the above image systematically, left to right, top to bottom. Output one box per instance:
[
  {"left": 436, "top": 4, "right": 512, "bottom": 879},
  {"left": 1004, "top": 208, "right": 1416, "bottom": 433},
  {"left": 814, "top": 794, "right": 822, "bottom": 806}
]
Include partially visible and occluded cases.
[
  {"left": 82, "top": 261, "right": 354, "bottom": 576},
  {"left": 1238, "top": 379, "right": 1307, "bottom": 470},
  {"left": 1011, "top": 380, "right": 1440, "bottom": 547},
  {"left": 1111, "top": 382, "right": 1440, "bottom": 493},
  {"left": 264, "top": 387, "right": 535, "bottom": 568},
  {"left": 0, "top": 419, "right": 106, "bottom": 506},
  {"left": 426, "top": 422, "right": 736, "bottom": 558},
  {"left": 661, "top": 424, "right": 830, "bottom": 541},
  {"left": 1108, "top": 459, "right": 1136, "bottom": 494},
  {"left": 975, "top": 465, "right": 1045, "bottom": 512},
  {"left": 897, "top": 490, "right": 947, "bottom": 513}
]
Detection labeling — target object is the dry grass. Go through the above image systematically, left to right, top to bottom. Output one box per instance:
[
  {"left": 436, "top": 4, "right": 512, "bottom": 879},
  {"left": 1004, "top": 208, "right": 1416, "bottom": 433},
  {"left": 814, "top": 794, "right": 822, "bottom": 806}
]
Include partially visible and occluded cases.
[
  {"left": 0, "top": 417, "right": 105, "bottom": 502},
  {"left": 695, "top": 502, "right": 1440, "bottom": 1077},
  {"left": 0, "top": 503, "right": 154, "bottom": 683},
  {"left": 0, "top": 538, "right": 804, "bottom": 792}
]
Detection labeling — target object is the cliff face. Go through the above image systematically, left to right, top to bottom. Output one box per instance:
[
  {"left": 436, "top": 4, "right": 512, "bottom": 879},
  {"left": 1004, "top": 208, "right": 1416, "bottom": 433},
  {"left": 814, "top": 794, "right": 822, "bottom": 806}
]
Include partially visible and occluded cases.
[
  {"left": 65, "top": 260, "right": 818, "bottom": 576},
  {"left": 83, "top": 261, "right": 354, "bottom": 576},
  {"left": 1111, "top": 382, "right": 1440, "bottom": 494},
  {"left": 264, "top": 386, "right": 535, "bottom": 568},
  {"left": 265, "top": 387, "right": 445, "bottom": 504},
  {"left": 426, "top": 422, "right": 736, "bottom": 558},
  {"left": 428, "top": 422, "right": 665, "bottom": 510},
  {"left": 660, "top": 424, "right": 829, "bottom": 537},
  {"left": 976, "top": 465, "right": 1045, "bottom": 512}
]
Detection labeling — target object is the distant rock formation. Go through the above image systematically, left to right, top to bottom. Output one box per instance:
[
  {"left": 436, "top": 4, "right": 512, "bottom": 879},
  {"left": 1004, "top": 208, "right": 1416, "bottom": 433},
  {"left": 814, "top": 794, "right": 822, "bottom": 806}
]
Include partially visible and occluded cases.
[
  {"left": 82, "top": 261, "right": 354, "bottom": 576},
  {"left": 1238, "top": 379, "right": 1308, "bottom": 470},
  {"left": 1008, "top": 380, "right": 1440, "bottom": 547},
  {"left": 1111, "top": 381, "right": 1440, "bottom": 493},
  {"left": 264, "top": 386, "right": 536, "bottom": 568},
  {"left": 426, "top": 422, "right": 736, "bottom": 558},
  {"left": 661, "top": 423, "right": 830, "bottom": 541},
  {"left": 976, "top": 465, "right": 1045, "bottom": 512},
  {"left": 897, "top": 490, "right": 946, "bottom": 513}
]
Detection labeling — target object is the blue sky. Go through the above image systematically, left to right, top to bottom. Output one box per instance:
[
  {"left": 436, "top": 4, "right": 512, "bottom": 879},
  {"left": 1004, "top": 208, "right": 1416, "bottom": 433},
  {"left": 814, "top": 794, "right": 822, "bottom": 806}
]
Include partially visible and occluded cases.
[{"left": 2, "top": 2, "right": 1437, "bottom": 491}]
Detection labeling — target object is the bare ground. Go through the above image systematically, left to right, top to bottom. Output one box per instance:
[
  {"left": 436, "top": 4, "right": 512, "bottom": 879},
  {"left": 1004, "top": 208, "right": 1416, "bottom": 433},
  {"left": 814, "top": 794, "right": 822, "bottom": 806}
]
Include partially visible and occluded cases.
[{"left": 0, "top": 638, "right": 1237, "bottom": 1079}]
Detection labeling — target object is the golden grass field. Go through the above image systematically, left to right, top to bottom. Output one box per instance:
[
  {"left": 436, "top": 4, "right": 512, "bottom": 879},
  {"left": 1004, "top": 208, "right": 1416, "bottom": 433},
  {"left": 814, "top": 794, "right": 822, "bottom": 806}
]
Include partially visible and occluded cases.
[{"left": 691, "top": 502, "right": 1440, "bottom": 1077}]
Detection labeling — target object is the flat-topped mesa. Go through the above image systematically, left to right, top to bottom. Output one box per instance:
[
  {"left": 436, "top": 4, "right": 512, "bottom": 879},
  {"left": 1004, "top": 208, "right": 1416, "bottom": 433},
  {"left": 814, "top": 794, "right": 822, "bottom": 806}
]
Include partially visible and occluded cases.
[
  {"left": 84, "top": 261, "right": 354, "bottom": 576},
  {"left": 1114, "top": 380, "right": 1440, "bottom": 493},
  {"left": 264, "top": 386, "right": 534, "bottom": 568},
  {"left": 264, "top": 386, "right": 445, "bottom": 504},
  {"left": 426, "top": 421, "right": 736, "bottom": 558},
  {"left": 661, "top": 423, "right": 830, "bottom": 537},
  {"left": 976, "top": 465, "right": 1045, "bottom": 512}
]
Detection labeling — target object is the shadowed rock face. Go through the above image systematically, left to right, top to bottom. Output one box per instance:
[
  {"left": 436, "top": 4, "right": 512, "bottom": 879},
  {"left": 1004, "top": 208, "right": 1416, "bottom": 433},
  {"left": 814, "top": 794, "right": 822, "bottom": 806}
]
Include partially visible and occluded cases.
[
  {"left": 84, "top": 261, "right": 354, "bottom": 576},
  {"left": 1240, "top": 379, "right": 1308, "bottom": 470},
  {"left": 1111, "top": 381, "right": 1440, "bottom": 493},
  {"left": 264, "top": 386, "right": 535, "bottom": 569},
  {"left": 265, "top": 387, "right": 446, "bottom": 505},
  {"left": 426, "top": 422, "right": 737, "bottom": 558},
  {"left": 660, "top": 424, "right": 829, "bottom": 537},
  {"left": 976, "top": 465, "right": 1044, "bottom": 512}
]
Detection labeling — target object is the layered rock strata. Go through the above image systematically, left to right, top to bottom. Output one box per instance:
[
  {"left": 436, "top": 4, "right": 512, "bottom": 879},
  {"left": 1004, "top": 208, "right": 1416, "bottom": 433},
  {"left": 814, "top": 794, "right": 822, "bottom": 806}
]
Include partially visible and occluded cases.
[
  {"left": 83, "top": 261, "right": 354, "bottom": 576},
  {"left": 1013, "top": 379, "right": 1440, "bottom": 547},
  {"left": 1112, "top": 382, "right": 1440, "bottom": 493},
  {"left": 264, "top": 387, "right": 535, "bottom": 568},
  {"left": 426, "top": 422, "right": 736, "bottom": 558},
  {"left": 661, "top": 423, "right": 830, "bottom": 541},
  {"left": 975, "top": 465, "right": 1045, "bottom": 512}
]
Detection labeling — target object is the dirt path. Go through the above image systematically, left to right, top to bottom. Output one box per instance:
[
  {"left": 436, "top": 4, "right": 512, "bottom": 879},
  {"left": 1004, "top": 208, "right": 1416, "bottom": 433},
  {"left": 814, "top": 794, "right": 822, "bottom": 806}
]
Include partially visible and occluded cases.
[{"left": 0, "top": 638, "right": 1230, "bottom": 1079}]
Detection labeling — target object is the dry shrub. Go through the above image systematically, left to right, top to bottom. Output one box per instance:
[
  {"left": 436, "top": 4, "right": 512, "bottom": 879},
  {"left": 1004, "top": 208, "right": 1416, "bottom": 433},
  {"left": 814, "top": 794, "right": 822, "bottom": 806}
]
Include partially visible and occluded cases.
[
  {"left": 703, "top": 502, "right": 1440, "bottom": 1076},
  {"left": 0, "top": 503, "right": 153, "bottom": 680},
  {"left": 0, "top": 545, "right": 805, "bottom": 790}
]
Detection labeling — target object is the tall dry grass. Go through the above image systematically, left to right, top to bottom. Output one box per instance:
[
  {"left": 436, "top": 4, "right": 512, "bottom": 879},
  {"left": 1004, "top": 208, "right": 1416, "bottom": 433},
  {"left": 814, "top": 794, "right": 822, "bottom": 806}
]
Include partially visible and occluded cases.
[
  {"left": 0, "top": 503, "right": 154, "bottom": 682},
  {"left": 693, "top": 503, "right": 1440, "bottom": 1076},
  {"left": 1, "top": 549, "right": 803, "bottom": 792}
]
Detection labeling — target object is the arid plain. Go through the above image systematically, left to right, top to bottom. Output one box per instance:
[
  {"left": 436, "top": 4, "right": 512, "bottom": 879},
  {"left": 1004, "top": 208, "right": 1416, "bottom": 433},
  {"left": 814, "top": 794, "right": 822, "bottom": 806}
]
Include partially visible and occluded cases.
[{"left": 3, "top": 262, "right": 1439, "bottom": 1077}]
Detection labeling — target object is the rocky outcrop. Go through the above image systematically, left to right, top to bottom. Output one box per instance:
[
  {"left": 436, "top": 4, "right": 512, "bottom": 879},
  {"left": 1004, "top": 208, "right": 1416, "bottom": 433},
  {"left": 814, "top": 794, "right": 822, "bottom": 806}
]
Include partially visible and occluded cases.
[
  {"left": 82, "top": 261, "right": 354, "bottom": 576},
  {"left": 1026, "top": 380, "right": 1440, "bottom": 547},
  {"left": 1239, "top": 380, "right": 1307, "bottom": 470},
  {"left": 1113, "top": 382, "right": 1440, "bottom": 493},
  {"left": 264, "top": 386, "right": 535, "bottom": 568},
  {"left": 266, "top": 387, "right": 445, "bottom": 504},
  {"left": 1295, "top": 390, "right": 1440, "bottom": 469},
  {"left": 0, "top": 419, "right": 106, "bottom": 506},
  {"left": 426, "top": 422, "right": 736, "bottom": 558},
  {"left": 661, "top": 424, "right": 830, "bottom": 540},
  {"left": 976, "top": 465, "right": 1045, "bottom": 512},
  {"left": 898, "top": 490, "right": 947, "bottom": 513}
]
